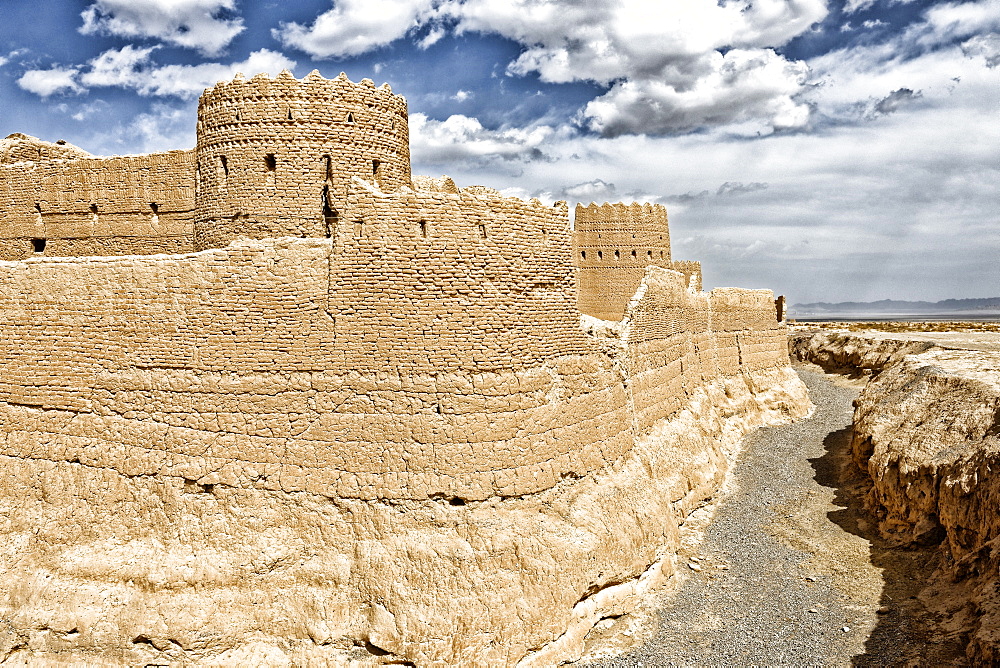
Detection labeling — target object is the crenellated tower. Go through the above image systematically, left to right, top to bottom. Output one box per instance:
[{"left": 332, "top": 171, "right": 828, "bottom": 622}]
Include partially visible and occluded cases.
[
  {"left": 194, "top": 69, "right": 411, "bottom": 250},
  {"left": 573, "top": 202, "right": 673, "bottom": 321}
]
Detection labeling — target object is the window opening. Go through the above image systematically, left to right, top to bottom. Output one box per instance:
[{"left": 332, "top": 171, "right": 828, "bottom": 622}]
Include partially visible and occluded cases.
[
  {"left": 286, "top": 106, "right": 294, "bottom": 121},
  {"left": 235, "top": 109, "right": 241, "bottom": 121},
  {"left": 347, "top": 112, "right": 355, "bottom": 124},
  {"left": 265, "top": 153, "right": 276, "bottom": 187},
  {"left": 323, "top": 154, "right": 332, "bottom": 180},
  {"left": 218, "top": 155, "right": 228, "bottom": 182},
  {"left": 321, "top": 186, "right": 337, "bottom": 239},
  {"left": 34, "top": 202, "right": 42, "bottom": 224},
  {"left": 150, "top": 202, "right": 159, "bottom": 224},
  {"left": 90, "top": 203, "right": 99, "bottom": 225},
  {"left": 353, "top": 219, "right": 364, "bottom": 237},
  {"left": 418, "top": 220, "right": 428, "bottom": 238},
  {"left": 478, "top": 224, "right": 487, "bottom": 239},
  {"left": 31, "top": 238, "right": 46, "bottom": 253},
  {"left": 614, "top": 249, "right": 620, "bottom": 260},
  {"left": 598, "top": 250, "right": 603, "bottom": 260},
  {"left": 631, "top": 250, "right": 636, "bottom": 259},
  {"left": 647, "top": 250, "right": 652, "bottom": 259},
  {"left": 581, "top": 251, "right": 586, "bottom": 260}
]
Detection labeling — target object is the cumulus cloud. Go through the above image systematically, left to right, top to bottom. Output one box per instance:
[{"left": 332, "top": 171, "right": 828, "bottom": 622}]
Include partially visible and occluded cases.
[
  {"left": 80, "top": 0, "right": 244, "bottom": 56},
  {"left": 273, "top": 0, "right": 440, "bottom": 58},
  {"left": 277, "top": 0, "right": 825, "bottom": 135},
  {"left": 450, "top": 0, "right": 825, "bottom": 84},
  {"left": 962, "top": 33, "right": 1000, "bottom": 66},
  {"left": 20, "top": 47, "right": 296, "bottom": 100},
  {"left": 583, "top": 49, "right": 810, "bottom": 136},
  {"left": 17, "top": 67, "right": 84, "bottom": 98},
  {"left": 871, "top": 87, "right": 922, "bottom": 115},
  {"left": 408, "top": 112, "right": 555, "bottom": 165},
  {"left": 560, "top": 179, "right": 616, "bottom": 201}
]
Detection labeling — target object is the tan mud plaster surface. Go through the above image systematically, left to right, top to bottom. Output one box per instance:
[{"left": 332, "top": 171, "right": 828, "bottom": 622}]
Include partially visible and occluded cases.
[{"left": 0, "top": 70, "right": 810, "bottom": 666}]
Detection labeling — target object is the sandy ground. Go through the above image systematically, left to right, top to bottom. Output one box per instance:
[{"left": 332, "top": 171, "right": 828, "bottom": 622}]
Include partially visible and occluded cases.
[{"left": 580, "top": 368, "right": 967, "bottom": 667}]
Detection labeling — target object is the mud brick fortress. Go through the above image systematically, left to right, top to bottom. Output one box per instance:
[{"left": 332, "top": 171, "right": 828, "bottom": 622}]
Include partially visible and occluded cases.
[
  {"left": 0, "top": 69, "right": 790, "bottom": 501},
  {"left": 0, "top": 70, "right": 805, "bottom": 666}
]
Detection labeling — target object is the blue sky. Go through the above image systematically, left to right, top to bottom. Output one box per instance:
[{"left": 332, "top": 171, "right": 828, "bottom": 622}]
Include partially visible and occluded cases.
[{"left": 1, "top": 0, "right": 998, "bottom": 303}]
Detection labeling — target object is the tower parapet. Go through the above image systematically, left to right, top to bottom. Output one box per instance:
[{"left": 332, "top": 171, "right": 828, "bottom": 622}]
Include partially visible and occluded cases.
[
  {"left": 194, "top": 70, "right": 411, "bottom": 250},
  {"left": 574, "top": 202, "right": 672, "bottom": 320}
]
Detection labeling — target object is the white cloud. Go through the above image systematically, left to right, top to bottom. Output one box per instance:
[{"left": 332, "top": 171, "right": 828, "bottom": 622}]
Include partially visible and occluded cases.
[
  {"left": 80, "top": 0, "right": 244, "bottom": 56},
  {"left": 273, "top": 0, "right": 440, "bottom": 58},
  {"left": 276, "top": 0, "right": 825, "bottom": 135},
  {"left": 451, "top": 0, "right": 825, "bottom": 85},
  {"left": 922, "top": 0, "right": 1000, "bottom": 45},
  {"left": 807, "top": 1, "right": 1000, "bottom": 123},
  {"left": 962, "top": 33, "right": 1000, "bottom": 66},
  {"left": 79, "top": 44, "right": 159, "bottom": 88},
  {"left": 21, "top": 47, "right": 297, "bottom": 100},
  {"left": 116, "top": 48, "right": 295, "bottom": 98},
  {"left": 0, "top": 49, "right": 27, "bottom": 69},
  {"left": 583, "top": 49, "right": 810, "bottom": 136},
  {"left": 17, "top": 67, "right": 84, "bottom": 98},
  {"left": 451, "top": 89, "right": 471, "bottom": 102},
  {"left": 55, "top": 100, "right": 111, "bottom": 122},
  {"left": 85, "top": 102, "right": 197, "bottom": 155},
  {"left": 409, "top": 113, "right": 555, "bottom": 165},
  {"left": 560, "top": 178, "right": 616, "bottom": 201}
]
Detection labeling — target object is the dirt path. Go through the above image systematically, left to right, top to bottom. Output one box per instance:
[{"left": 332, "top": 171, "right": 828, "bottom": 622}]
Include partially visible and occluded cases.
[{"left": 586, "top": 368, "right": 964, "bottom": 666}]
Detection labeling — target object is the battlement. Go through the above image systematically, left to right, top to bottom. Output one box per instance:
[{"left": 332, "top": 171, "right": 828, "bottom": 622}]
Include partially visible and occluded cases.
[
  {"left": 198, "top": 70, "right": 407, "bottom": 123},
  {"left": 575, "top": 201, "right": 669, "bottom": 229}
]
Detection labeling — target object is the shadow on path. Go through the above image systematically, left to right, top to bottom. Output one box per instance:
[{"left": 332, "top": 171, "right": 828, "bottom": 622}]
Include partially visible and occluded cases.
[{"left": 808, "top": 424, "right": 968, "bottom": 666}]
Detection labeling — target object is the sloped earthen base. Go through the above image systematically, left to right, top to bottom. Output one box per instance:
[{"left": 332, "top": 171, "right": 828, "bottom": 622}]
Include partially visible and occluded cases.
[{"left": 0, "top": 367, "right": 809, "bottom": 667}]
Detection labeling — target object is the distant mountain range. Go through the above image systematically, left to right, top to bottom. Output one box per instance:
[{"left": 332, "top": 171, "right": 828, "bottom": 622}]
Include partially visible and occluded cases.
[{"left": 789, "top": 297, "right": 1000, "bottom": 316}]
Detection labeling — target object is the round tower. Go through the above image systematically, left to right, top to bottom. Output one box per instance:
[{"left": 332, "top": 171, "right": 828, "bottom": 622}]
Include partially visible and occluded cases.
[{"left": 194, "top": 69, "right": 411, "bottom": 250}]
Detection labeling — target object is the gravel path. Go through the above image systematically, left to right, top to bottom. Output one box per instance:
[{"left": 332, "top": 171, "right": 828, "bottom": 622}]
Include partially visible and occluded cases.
[{"left": 586, "top": 368, "right": 959, "bottom": 667}]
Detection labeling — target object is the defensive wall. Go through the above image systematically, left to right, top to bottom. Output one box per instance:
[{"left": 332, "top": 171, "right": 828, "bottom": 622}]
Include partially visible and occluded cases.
[
  {"left": 0, "top": 138, "right": 195, "bottom": 260},
  {"left": 0, "top": 186, "right": 785, "bottom": 501}
]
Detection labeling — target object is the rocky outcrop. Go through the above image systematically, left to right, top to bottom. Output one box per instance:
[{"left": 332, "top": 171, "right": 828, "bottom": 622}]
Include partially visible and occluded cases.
[
  {"left": 788, "top": 330, "right": 938, "bottom": 375},
  {"left": 795, "top": 330, "right": 1000, "bottom": 662},
  {"left": 851, "top": 349, "right": 1000, "bottom": 662}
]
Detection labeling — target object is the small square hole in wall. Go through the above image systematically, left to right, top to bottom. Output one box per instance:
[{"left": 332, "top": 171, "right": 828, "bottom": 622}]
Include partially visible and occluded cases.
[{"left": 31, "top": 238, "right": 46, "bottom": 253}]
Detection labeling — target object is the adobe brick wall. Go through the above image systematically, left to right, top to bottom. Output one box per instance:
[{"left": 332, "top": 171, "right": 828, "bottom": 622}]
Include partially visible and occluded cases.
[
  {"left": 0, "top": 147, "right": 195, "bottom": 259},
  {"left": 0, "top": 235, "right": 786, "bottom": 501}
]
